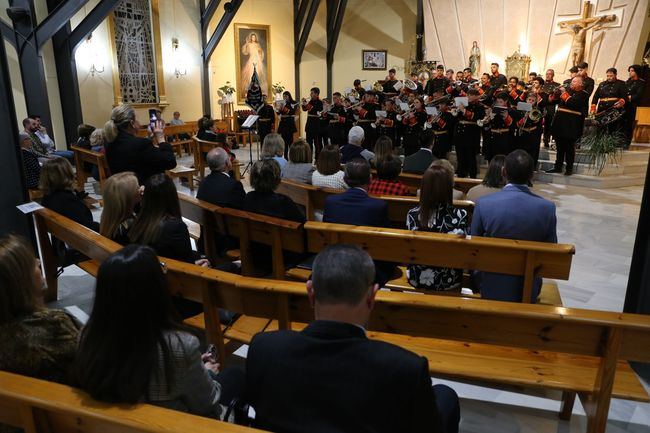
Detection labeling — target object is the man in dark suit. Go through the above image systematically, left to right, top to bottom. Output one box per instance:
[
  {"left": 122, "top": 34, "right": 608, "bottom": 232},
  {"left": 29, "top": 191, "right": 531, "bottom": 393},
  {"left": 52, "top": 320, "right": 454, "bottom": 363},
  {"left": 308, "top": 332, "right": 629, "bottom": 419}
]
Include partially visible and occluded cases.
[
  {"left": 402, "top": 133, "right": 437, "bottom": 174},
  {"left": 197, "top": 147, "right": 245, "bottom": 209},
  {"left": 471, "top": 150, "right": 557, "bottom": 302},
  {"left": 323, "top": 158, "right": 389, "bottom": 227},
  {"left": 246, "top": 244, "right": 460, "bottom": 433}
]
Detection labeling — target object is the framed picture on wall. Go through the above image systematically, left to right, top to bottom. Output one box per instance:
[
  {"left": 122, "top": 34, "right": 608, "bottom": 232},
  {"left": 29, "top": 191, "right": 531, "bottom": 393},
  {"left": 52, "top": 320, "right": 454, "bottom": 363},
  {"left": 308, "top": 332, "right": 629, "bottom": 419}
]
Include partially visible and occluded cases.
[
  {"left": 234, "top": 23, "right": 272, "bottom": 104},
  {"left": 362, "top": 50, "right": 387, "bottom": 70}
]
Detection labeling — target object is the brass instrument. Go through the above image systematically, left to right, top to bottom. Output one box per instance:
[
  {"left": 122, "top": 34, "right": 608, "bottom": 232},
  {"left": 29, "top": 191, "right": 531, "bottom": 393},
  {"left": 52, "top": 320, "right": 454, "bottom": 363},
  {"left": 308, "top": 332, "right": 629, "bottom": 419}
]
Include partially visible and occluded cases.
[
  {"left": 404, "top": 78, "right": 418, "bottom": 92},
  {"left": 373, "top": 81, "right": 384, "bottom": 93},
  {"left": 541, "top": 82, "right": 561, "bottom": 94},
  {"left": 426, "top": 94, "right": 452, "bottom": 107},
  {"left": 518, "top": 107, "right": 543, "bottom": 135},
  {"left": 593, "top": 107, "right": 625, "bottom": 126}
]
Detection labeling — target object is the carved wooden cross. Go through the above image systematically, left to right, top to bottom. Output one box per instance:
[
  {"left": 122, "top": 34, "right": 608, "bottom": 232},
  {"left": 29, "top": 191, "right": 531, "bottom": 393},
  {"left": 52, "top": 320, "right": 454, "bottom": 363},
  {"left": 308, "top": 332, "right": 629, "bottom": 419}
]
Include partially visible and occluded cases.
[{"left": 558, "top": 1, "right": 616, "bottom": 66}]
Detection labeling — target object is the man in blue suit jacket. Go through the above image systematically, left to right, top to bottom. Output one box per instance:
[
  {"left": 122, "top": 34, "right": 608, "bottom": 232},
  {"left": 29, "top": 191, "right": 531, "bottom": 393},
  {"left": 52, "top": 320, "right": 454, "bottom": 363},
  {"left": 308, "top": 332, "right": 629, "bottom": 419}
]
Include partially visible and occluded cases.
[
  {"left": 470, "top": 150, "right": 557, "bottom": 302},
  {"left": 323, "top": 158, "right": 393, "bottom": 284}
]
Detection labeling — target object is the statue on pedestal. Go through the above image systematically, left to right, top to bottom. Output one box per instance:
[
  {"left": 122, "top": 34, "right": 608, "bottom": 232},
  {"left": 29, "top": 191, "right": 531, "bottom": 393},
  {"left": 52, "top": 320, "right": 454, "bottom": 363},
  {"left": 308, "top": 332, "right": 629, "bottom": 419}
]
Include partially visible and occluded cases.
[{"left": 469, "top": 41, "right": 480, "bottom": 76}]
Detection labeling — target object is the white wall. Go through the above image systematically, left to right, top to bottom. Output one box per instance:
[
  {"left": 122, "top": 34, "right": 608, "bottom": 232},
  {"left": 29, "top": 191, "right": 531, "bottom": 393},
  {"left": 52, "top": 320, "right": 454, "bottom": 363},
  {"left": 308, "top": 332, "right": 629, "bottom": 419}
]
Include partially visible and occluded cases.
[{"left": 424, "top": 0, "right": 650, "bottom": 83}]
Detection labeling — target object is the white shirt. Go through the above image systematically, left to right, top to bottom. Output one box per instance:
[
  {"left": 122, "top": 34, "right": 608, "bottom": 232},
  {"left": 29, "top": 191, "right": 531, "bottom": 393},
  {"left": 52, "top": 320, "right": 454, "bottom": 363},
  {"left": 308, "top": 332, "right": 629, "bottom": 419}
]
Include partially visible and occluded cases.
[
  {"left": 35, "top": 130, "right": 55, "bottom": 151},
  {"left": 312, "top": 170, "right": 348, "bottom": 189}
]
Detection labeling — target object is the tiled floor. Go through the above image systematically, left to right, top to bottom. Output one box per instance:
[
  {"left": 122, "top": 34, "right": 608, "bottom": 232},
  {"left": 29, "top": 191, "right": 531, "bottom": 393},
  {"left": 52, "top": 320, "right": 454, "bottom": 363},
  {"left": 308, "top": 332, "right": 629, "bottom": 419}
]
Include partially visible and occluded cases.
[{"left": 52, "top": 144, "right": 650, "bottom": 432}]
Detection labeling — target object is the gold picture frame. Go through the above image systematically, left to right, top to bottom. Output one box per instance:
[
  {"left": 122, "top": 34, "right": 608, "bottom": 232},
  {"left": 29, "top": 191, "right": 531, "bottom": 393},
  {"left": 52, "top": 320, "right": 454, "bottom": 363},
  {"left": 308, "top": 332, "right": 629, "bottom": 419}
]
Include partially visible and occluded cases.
[{"left": 234, "top": 23, "right": 272, "bottom": 105}]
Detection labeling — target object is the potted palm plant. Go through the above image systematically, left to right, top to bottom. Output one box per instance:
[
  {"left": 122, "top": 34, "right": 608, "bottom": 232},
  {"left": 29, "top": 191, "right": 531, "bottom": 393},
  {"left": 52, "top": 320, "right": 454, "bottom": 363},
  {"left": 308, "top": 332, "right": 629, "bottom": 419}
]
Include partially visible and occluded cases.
[{"left": 577, "top": 129, "right": 625, "bottom": 175}]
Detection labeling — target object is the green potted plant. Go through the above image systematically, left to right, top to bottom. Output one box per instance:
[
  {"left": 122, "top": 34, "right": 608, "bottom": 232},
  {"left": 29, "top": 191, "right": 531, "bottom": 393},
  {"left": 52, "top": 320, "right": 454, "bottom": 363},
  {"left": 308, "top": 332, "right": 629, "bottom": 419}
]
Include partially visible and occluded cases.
[
  {"left": 217, "top": 82, "right": 236, "bottom": 103},
  {"left": 272, "top": 82, "right": 285, "bottom": 100},
  {"left": 577, "top": 129, "right": 625, "bottom": 176}
]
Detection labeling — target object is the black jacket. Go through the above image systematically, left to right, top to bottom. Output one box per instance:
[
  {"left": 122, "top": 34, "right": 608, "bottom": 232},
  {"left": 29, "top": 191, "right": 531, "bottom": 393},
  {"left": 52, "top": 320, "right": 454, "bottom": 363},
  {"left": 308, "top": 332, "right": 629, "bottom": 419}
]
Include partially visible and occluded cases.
[
  {"left": 551, "top": 90, "right": 588, "bottom": 140},
  {"left": 105, "top": 130, "right": 177, "bottom": 185},
  {"left": 403, "top": 148, "right": 437, "bottom": 174},
  {"left": 197, "top": 171, "right": 245, "bottom": 209},
  {"left": 42, "top": 190, "right": 99, "bottom": 232},
  {"left": 243, "top": 191, "right": 305, "bottom": 223},
  {"left": 147, "top": 217, "right": 199, "bottom": 264},
  {"left": 246, "top": 320, "right": 445, "bottom": 433}
]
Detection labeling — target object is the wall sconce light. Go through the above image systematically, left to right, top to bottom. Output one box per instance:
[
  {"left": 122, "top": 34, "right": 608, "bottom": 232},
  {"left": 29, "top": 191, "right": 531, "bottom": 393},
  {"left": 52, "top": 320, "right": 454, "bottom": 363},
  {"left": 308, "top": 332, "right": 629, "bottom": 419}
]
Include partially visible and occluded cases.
[
  {"left": 86, "top": 34, "right": 104, "bottom": 76},
  {"left": 171, "top": 37, "right": 187, "bottom": 78}
]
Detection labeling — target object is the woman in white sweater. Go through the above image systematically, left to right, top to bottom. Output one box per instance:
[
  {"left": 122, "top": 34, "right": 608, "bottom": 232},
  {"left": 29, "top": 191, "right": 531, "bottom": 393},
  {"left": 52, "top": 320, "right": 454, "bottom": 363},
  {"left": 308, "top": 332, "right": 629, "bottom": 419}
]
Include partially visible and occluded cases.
[{"left": 312, "top": 144, "right": 348, "bottom": 189}]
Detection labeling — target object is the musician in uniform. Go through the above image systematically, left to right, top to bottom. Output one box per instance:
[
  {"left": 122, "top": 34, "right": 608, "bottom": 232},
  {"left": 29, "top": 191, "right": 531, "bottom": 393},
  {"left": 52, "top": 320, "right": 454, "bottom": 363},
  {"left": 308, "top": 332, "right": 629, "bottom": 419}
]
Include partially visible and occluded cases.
[
  {"left": 577, "top": 62, "right": 595, "bottom": 98},
  {"left": 489, "top": 63, "right": 507, "bottom": 88},
  {"left": 625, "top": 64, "right": 646, "bottom": 148},
  {"left": 425, "top": 65, "right": 450, "bottom": 96},
  {"left": 563, "top": 66, "right": 579, "bottom": 87},
  {"left": 463, "top": 67, "right": 478, "bottom": 85},
  {"left": 591, "top": 67, "right": 627, "bottom": 134},
  {"left": 382, "top": 68, "right": 400, "bottom": 97},
  {"left": 445, "top": 69, "right": 455, "bottom": 81},
  {"left": 542, "top": 69, "right": 560, "bottom": 148},
  {"left": 409, "top": 72, "right": 424, "bottom": 95},
  {"left": 478, "top": 73, "right": 493, "bottom": 105},
  {"left": 546, "top": 76, "right": 589, "bottom": 176},
  {"left": 445, "top": 78, "right": 467, "bottom": 98},
  {"left": 508, "top": 78, "right": 527, "bottom": 106},
  {"left": 353, "top": 79, "right": 366, "bottom": 99},
  {"left": 302, "top": 87, "right": 324, "bottom": 160},
  {"left": 453, "top": 88, "right": 486, "bottom": 178},
  {"left": 276, "top": 91, "right": 299, "bottom": 159},
  {"left": 355, "top": 91, "right": 378, "bottom": 150},
  {"left": 326, "top": 92, "right": 349, "bottom": 146},
  {"left": 486, "top": 92, "right": 515, "bottom": 158},
  {"left": 515, "top": 93, "right": 544, "bottom": 167},
  {"left": 257, "top": 94, "right": 276, "bottom": 146},
  {"left": 401, "top": 96, "right": 428, "bottom": 156},
  {"left": 318, "top": 98, "right": 332, "bottom": 157},
  {"left": 376, "top": 99, "right": 399, "bottom": 145},
  {"left": 428, "top": 103, "right": 455, "bottom": 159}
]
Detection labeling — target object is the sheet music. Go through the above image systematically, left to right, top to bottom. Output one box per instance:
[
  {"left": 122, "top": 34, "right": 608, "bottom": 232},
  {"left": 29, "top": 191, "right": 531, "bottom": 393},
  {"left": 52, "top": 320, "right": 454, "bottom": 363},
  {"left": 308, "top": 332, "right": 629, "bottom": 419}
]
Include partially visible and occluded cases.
[
  {"left": 393, "top": 81, "right": 404, "bottom": 91},
  {"left": 454, "top": 97, "right": 468, "bottom": 107},
  {"left": 517, "top": 102, "right": 533, "bottom": 112},
  {"left": 425, "top": 107, "right": 438, "bottom": 116},
  {"left": 375, "top": 110, "right": 387, "bottom": 118},
  {"left": 242, "top": 115, "right": 260, "bottom": 128}
]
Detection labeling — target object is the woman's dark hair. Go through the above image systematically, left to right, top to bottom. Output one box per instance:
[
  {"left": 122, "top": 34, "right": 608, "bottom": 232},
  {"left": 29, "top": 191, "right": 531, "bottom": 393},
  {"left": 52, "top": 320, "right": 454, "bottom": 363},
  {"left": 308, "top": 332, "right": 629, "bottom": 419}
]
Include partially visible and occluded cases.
[
  {"left": 283, "top": 91, "right": 295, "bottom": 104},
  {"left": 198, "top": 116, "right": 214, "bottom": 133},
  {"left": 373, "top": 136, "right": 393, "bottom": 164},
  {"left": 316, "top": 144, "right": 341, "bottom": 176},
  {"left": 376, "top": 155, "right": 402, "bottom": 181},
  {"left": 481, "top": 155, "right": 507, "bottom": 188},
  {"left": 250, "top": 159, "right": 281, "bottom": 193},
  {"left": 418, "top": 165, "right": 453, "bottom": 228},
  {"left": 129, "top": 174, "right": 181, "bottom": 245},
  {"left": 75, "top": 245, "right": 181, "bottom": 403}
]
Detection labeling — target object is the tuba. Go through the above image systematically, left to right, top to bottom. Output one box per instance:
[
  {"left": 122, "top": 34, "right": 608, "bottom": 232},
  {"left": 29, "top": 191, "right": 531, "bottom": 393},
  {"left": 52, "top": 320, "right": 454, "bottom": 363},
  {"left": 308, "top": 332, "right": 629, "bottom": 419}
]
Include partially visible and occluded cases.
[{"left": 404, "top": 79, "right": 418, "bottom": 92}]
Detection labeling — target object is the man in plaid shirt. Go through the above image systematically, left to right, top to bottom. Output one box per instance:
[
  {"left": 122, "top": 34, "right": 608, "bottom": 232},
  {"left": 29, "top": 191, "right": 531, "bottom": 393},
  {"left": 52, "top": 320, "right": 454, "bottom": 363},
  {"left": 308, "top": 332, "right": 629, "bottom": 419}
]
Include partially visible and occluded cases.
[{"left": 368, "top": 155, "right": 411, "bottom": 196}]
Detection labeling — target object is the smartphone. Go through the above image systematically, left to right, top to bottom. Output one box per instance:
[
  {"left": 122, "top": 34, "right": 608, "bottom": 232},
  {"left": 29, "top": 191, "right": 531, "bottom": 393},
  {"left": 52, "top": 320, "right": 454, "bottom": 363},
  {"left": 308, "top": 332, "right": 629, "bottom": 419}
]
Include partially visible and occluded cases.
[
  {"left": 148, "top": 109, "right": 157, "bottom": 131},
  {"left": 205, "top": 344, "right": 219, "bottom": 363}
]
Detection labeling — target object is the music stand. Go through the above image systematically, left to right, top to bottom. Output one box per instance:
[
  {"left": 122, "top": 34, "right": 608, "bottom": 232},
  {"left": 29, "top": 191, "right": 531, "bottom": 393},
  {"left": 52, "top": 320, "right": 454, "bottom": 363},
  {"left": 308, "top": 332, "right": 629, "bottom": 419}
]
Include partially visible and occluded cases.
[{"left": 241, "top": 114, "right": 260, "bottom": 176}]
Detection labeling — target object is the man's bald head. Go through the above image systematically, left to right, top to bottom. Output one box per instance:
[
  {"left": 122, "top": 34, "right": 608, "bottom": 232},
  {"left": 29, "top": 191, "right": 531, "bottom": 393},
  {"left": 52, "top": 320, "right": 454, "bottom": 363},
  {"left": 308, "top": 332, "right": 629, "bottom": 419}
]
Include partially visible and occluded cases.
[
  {"left": 570, "top": 76, "right": 584, "bottom": 91},
  {"left": 206, "top": 147, "right": 231, "bottom": 172}
]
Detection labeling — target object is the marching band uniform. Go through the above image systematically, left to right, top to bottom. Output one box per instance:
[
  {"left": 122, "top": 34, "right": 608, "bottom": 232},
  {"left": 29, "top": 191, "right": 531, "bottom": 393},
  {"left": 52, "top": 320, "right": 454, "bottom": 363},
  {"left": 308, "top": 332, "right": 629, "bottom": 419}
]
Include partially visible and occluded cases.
[
  {"left": 489, "top": 72, "right": 507, "bottom": 88},
  {"left": 425, "top": 75, "right": 450, "bottom": 96},
  {"left": 583, "top": 76, "right": 595, "bottom": 98},
  {"left": 625, "top": 76, "right": 646, "bottom": 147},
  {"left": 592, "top": 78, "right": 628, "bottom": 134},
  {"left": 382, "top": 80, "right": 400, "bottom": 98},
  {"left": 542, "top": 80, "right": 560, "bottom": 147},
  {"left": 445, "top": 82, "right": 467, "bottom": 98},
  {"left": 507, "top": 87, "right": 527, "bottom": 106},
  {"left": 548, "top": 88, "right": 589, "bottom": 175},
  {"left": 302, "top": 96, "right": 323, "bottom": 159},
  {"left": 357, "top": 100, "right": 378, "bottom": 150},
  {"left": 257, "top": 101, "right": 276, "bottom": 146},
  {"left": 453, "top": 101, "right": 485, "bottom": 178},
  {"left": 277, "top": 102, "right": 298, "bottom": 159},
  {"left": 327, "top": 103, "right": 349, "bottom": 146},
  {"left": 318, "top": 106, "right": 331, "bottom": 157},
  {"left": 487, "top": 106, "right": 515, "bottom": 158},
  {"left": 377, "top": 107, "right": 399, "bottom": 145},
  {"left": 430, "top": 107, "right": 455, "bottom": 159},
  {"left": 401, "top": 108, "right": 428, "bottom": 157},
  {"left": 514, "top": 108, "right": 543, "bottom": 166}
]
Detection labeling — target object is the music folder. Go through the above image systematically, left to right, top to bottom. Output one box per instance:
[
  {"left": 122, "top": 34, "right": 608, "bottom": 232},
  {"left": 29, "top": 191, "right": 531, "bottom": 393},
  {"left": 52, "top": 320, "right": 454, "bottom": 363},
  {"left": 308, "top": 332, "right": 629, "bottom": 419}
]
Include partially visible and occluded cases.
[
  {"left": 393, "top": 81, "right": 404, "bottom": 91},
  {"left": 454, "top": 97, "right": 468, "bottom": 107},
  {"left": 517, "top": 102, "right": 533, "bottom": 112},
  {"left": 425, "top": 107, "right": 438, "bottom": 116},
  {"left": 242, "top": 115, "right": 260, "bottom": 129}
]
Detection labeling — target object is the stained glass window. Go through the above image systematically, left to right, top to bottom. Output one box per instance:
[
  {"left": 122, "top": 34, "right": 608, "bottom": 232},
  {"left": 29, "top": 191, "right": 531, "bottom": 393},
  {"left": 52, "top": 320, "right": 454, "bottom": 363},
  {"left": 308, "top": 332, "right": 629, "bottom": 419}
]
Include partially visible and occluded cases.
[{"left": 112, "top": 0, "right": 158, "bottom": 104}]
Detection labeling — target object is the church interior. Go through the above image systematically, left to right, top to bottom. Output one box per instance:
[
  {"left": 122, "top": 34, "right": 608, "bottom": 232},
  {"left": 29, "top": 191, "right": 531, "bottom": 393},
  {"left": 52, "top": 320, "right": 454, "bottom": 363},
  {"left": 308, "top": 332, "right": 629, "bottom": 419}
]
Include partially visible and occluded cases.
[{"left": 2, "top": 0, "right": 650, "bottom": 432}]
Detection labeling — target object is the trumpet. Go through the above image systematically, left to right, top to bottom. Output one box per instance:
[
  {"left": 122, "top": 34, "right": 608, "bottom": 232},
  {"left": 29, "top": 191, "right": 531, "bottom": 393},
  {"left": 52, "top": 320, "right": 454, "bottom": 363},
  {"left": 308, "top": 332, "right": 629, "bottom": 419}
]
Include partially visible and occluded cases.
[{"left": 477, "top": 107, "right": 494, "bottom": 127}]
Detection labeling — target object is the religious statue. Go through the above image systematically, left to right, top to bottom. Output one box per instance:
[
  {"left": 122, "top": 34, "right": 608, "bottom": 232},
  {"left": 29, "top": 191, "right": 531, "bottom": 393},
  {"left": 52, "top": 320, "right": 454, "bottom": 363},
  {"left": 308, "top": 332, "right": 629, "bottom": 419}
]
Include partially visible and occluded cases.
[
  {"left": 558, "top": 1, "right": 615, "bottom": 66},
  {"left": 469, "top": 41, "right": 480, "bottom": 76}
]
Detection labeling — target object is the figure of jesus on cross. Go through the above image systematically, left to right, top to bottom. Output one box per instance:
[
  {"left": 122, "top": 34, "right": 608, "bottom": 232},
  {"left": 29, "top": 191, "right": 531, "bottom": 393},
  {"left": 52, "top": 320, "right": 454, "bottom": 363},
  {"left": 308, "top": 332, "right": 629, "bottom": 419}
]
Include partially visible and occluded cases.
[{"left": 558, "top": 1, "right": 616, "bottom": 66}]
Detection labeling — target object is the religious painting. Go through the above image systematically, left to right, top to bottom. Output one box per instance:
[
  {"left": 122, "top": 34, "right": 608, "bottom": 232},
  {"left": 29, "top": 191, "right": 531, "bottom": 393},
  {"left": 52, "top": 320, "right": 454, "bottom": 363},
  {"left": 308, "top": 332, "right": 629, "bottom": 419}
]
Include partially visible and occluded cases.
[
  {"left": 234, "top": 23, "right": 272, "bottom": 104},
  {"left": 362, "top": 50, "right": 387, "bottom": 70}
]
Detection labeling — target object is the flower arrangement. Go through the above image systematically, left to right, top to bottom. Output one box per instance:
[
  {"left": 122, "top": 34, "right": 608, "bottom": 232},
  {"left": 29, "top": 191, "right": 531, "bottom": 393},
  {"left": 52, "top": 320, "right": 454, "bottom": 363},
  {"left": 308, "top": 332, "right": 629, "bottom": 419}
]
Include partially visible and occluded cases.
[{"left": 272, "top": 82, "right": 285, "bottom": 94}]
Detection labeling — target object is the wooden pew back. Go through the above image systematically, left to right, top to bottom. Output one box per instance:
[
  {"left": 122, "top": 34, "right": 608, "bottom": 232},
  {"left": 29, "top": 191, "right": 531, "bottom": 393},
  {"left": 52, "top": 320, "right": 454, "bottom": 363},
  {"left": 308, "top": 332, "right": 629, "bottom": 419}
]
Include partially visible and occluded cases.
[
  {"left": 192, "top": 136, "right": 242, "bottom": 181},
  {"left": 71, "top": 145, "right": 110, "bottom": 190},
  {"left": 369, "top": 169, "right": 482, "bottom": 195},
  {"left": 0, "top": 370, "right": 264, "bottom": 433}
]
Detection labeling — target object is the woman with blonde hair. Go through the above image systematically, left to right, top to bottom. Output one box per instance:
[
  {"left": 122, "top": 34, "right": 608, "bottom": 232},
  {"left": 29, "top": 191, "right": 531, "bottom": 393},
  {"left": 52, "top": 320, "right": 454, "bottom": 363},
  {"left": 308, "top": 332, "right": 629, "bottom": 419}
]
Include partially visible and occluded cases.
[
  {"left": 104, "top": 104, "right": 176, "bottom": 185},
  {"left": 260, "top": 133, "right": 287, "bottom": 170},
  {"left": 282, "top": 139, "right": 314, "bottom": 184},
  {"left": 40, "top": 157, "right": 98, "bottom": 231},
  {"left": 100, "top": 172, "right": 141, "bottom": 244},
  {"left": 0, "top": 234, "right": 79, "bottom": 383}
]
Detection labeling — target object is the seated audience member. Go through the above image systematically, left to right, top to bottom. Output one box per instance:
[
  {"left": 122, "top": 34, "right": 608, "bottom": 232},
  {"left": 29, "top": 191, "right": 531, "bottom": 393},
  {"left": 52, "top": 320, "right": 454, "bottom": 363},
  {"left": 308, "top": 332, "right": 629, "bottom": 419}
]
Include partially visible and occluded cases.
[
  {"left": 104, "top": 104, "right": 176, "bottom": 185},
  {"left": 170, "top": 111, "right": 184, "bottom": 125},
  {"left": 27, "top": 115, "right": 75, "bottom": 162},
  {"left": 197, "top": 116, "right": 220, "bottom": 142},
  {"left": 23, "top": 117, "right": 51, "bottom": 161},
  {"left": 76, "top": 124, "right": 96, "bottom": 150},
  {"left": 340, "top": 126, "right": 375, "bottom": 163},
  {"left": 89, "top": 129, "right": 107, "bottom": 180},
  {"left": 19, "top": 132, "right": 41, "bottom": 190},
  {"left": 261, "top": 133, "right": 287, "bottom": 170},
  {"left": 403, "top": 133, "right": 437, "bottom": 174},
  {"left": 370, "top": 135, "right": 394, "bottom": 167},
  {"left": 282, "top": 139, "right": 315, "bottom": 184},
  {"left": 312, "top": 144, "right": 347, "bottom": 189},
  {"left": 197, "top": 148, "right": 245, "bottom": 209},
  {"left": 470, "top": 150, "right": 557, "bottom": 302},
  {"left": 368, "top": 154, "right": 410, "bottom": 196},
  {"left": 466, "top": 155, "right": 506, "bottom": 202},
  {"left": 40, "top": 158, "right": 99, "bottom": 231},
  {"left": 323, "top": 158, "right": 393, "bottom": 285},
  {"left": 244, "top": 159, "right": 305, "bottom": 223},
  {"left": 431, "top": 159, "right": 465, "bottom": 200},
  {"left": 406, "top": 165, "right": 468, "bottom": 291},
  {"left": 99, "top": 172, "right": 141, "bottom": 245},
  {"left": 129, "top": 174, "right": 207, "bottom": 266},
  {"left": 0, "top": 234, "right": 79, "bottom": 384},
  {"left": 246, "top": 244, "right": 460, "bottom": 433},
  {"left": 74, "top": 245, "right": 244, "bottom": 417}
]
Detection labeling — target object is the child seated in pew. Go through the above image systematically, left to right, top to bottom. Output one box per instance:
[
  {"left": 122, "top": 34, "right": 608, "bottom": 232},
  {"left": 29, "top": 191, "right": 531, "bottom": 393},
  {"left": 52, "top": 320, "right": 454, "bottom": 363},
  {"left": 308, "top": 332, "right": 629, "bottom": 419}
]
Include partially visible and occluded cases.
[
  {"left": 406, "top": 165, "right": 469, "bottom": 291},
  {"left": 0, "top": 234, "right": 79, "bottom": 384},
  {"left": 74, "top": 245, "right": 245, "bottom": 419}
]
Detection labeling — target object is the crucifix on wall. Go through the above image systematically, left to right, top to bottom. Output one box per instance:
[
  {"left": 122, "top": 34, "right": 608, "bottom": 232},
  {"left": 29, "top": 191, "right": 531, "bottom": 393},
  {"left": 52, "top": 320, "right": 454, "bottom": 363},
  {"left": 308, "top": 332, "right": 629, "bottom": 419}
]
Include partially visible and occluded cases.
[{"left": 558, "top": 0, "right": 616, "bottom": 66}]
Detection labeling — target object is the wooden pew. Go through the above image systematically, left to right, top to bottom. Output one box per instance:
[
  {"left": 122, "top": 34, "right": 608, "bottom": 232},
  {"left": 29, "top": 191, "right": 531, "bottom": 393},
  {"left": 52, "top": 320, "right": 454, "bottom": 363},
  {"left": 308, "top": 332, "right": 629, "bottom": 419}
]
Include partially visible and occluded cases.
[
  {"left": 165, "top": 121, "right": 199, "bottom": 157},
  {"left": 192, "top": 136, "right": 242, "bottom": 182},
  {"left": 71, "top": 145, "right": 110, "bottom": 191},
  {"left": 369, "top": 169, "right": 482, "bottom": 195},
  {"left": 276, "top": 179, "right": 474, "bottom": 226},
  {"left": 178, "top": 193, "right": 306, "bottom": 280},
  {"left": 31, "top": 208, "right": 650, "bottom": 433},
  {"left": 302, "top": 221, "right": 574, "bottom": 304},
  {"left": 0, "top": 370, "right": 264, "bottom": 433}
]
